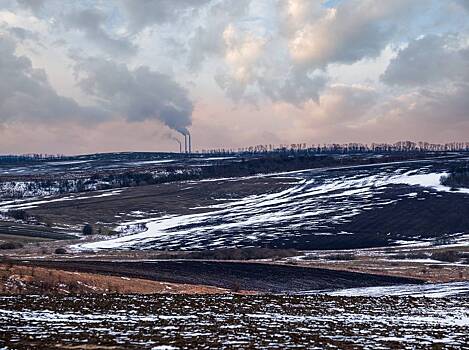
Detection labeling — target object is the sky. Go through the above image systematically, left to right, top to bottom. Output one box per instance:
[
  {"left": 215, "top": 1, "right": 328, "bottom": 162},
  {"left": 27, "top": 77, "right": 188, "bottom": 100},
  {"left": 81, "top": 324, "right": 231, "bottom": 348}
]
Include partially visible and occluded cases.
[{"left": 0, "top": 0, "right": 468, "bottom": 154}]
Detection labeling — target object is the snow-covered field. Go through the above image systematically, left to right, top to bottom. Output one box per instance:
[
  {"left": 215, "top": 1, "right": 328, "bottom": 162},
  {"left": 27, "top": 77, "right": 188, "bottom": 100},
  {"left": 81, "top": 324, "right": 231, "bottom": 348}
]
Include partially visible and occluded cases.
[
  {"left": 76, "top": 163, "right": 469, "bottom": 251},
  {"left": 0, "top": 189, "right": 124, "bottom": 212},
  {"left": 311, "top": 281, "right": 469, "bottom": 298},
  {"left": 1, "top": 294, "right": 467, "bottom": 349}
]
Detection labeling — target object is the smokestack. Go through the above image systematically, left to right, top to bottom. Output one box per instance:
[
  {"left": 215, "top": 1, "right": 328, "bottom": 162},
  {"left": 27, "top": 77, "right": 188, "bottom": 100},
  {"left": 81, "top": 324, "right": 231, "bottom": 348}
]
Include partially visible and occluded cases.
[
  {"left": 188, "top": 132, "right": 192, "bottom": 154},
  {"left": 184, "top": 134, "right": 187, "bottom": 154},
  {"left": 174, "top": 139, "right": 182, "bottom": 153}
]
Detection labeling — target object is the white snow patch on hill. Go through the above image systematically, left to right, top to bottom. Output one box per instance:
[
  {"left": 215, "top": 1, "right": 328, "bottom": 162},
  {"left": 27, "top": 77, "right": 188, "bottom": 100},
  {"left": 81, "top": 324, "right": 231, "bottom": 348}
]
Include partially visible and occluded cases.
[{"left": 75, "top": 166, "right": 469, "bottom": 251}]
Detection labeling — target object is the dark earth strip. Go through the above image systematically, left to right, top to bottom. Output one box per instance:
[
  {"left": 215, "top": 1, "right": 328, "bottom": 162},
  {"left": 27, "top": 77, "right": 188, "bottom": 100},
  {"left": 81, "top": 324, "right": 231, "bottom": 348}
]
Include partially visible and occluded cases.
[{"left": 23, "top": 260, "right": 423, "bottom": 293}]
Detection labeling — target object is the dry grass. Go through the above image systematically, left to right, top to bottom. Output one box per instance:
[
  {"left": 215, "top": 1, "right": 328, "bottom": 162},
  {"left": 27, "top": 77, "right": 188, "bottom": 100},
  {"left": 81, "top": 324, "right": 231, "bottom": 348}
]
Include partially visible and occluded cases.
[{"left": 0, "top": 263, "right": 228, "bottom": 295}]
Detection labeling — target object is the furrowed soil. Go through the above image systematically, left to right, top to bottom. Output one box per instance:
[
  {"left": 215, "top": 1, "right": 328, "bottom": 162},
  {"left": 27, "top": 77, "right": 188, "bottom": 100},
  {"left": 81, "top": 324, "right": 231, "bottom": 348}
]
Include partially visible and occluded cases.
[
  {"left": 23, "top": 177, "right": 297, "bottom": 228},
  {"left": 22, "top": 260, "right": 423, "bottom": 293},
  {"left": 0, "top": 294, "right": 467, "bottom": 349}
]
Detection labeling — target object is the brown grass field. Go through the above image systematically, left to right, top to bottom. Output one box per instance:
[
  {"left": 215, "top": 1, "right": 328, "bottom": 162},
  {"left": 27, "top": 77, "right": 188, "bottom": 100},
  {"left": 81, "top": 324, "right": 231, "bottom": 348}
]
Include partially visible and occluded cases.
[{"left": 0, "top": 263, "right": 228, "bottom": 295}]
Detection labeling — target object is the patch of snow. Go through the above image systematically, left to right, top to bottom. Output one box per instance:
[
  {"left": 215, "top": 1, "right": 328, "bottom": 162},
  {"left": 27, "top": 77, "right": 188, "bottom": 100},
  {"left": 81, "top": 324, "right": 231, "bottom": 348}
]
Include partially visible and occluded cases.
[
  {"left": 129, "top": 160, "right": 174, "bottom": 165},
  {"left": 311, "top": 281, "right": 469, "bottom": 298}
]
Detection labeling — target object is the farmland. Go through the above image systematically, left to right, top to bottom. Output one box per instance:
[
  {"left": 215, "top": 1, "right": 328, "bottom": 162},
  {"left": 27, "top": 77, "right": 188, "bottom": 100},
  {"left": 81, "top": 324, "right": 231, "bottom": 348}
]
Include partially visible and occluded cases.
[
  {"left": 1, "top": 151, "right": 468, "bottom": 349},
  {"left": 1, "top": 294, "right": 468, "bottom": 349}
]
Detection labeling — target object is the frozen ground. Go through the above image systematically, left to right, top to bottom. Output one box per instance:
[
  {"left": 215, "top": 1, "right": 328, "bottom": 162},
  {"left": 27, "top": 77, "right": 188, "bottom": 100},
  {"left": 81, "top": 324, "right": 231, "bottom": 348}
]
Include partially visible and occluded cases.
[
  {"left": 76, "top": 161, "right": 469, "bottom": 251},
  {"left": 311, "top": 281, "right": 469, "bottom": 298},
  {"left": 0, "top": 294, "right": 467, "bottom": 349}
]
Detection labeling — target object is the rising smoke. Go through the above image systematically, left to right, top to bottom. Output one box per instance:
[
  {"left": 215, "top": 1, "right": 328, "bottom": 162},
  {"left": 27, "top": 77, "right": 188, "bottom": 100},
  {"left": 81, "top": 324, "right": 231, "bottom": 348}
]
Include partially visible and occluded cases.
[{"left": 73, "top": 56, "right": 193, "bottom": 141}]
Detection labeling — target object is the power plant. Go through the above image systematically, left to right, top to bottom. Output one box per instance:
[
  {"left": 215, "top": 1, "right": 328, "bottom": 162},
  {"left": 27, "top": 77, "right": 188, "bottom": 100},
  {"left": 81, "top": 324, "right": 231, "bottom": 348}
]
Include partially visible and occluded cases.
[{"left": 178, "top": 131, "right": 192, "bottom": 154}]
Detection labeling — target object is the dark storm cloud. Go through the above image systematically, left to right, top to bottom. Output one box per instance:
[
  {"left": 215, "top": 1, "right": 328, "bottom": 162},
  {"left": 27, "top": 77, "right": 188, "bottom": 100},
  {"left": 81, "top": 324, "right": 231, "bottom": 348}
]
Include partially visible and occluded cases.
[
  {"left": 0, "top": 35, "right": 107, "bottom": 124},
  {"left": 74, "top": 56, "right": 193, "bottom": 134}
]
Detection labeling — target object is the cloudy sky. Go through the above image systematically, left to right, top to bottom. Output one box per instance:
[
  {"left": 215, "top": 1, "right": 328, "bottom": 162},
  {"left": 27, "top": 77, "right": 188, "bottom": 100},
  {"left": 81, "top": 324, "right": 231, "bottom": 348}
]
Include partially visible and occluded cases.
[{"left": 0, "top": 0, "right": 468, "bottom": 154}]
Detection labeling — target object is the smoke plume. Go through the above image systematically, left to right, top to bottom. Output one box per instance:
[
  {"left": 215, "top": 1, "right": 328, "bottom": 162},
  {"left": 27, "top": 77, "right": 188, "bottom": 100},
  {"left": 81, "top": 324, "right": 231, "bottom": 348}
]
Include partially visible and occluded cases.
[{"left": 74, "top": 56, "right": 193, "bottom": 135}]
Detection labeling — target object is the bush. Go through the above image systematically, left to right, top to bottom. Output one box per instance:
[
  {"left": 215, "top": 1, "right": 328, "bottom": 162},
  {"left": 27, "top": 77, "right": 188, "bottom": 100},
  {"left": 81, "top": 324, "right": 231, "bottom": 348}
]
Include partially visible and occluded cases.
[
  {"left": 440, "top": 163, "right": 469, "bottom": 188},
  {"left": 7, "top": 210, "right": 29, "bottom": 221},
  {"left": 82, "top": 224, "right": 94, "bottom": 236},
  {"left": 432, "top": 237, "right": 456, "bottom": 246},
  {"left": 0, "top": 242, "right": 23, "bottom": 250},
  {"left": 54, "top": 248, "right": 67, "bottom": 254},
  {"left": 153, "top": 248, "right": 300, "bottom": 260},
  {"left": 185, "top": 248, "right": 299, "bottom": 260},
  {"left": 431, "top": 250, "right": 460, "bottom": 262},
  {"left": 389, "top": 252, "right": 428, "bottom": 260},
  {"left": 323, "top": 253, "right": 356, "bottom": 261},
  {"left": 301, "top": 255, "right": 320, "bottom": 261},
  {"left": 231, "top": 281, "right": 241, "bottom": 293}
]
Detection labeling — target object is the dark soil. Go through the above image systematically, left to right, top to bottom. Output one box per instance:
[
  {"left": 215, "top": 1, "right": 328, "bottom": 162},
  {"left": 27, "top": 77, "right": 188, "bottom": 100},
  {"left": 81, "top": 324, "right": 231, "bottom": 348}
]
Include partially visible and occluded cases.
[
  {"left": 25, "top": 177, "right": 296, "bottom": 227},
  {"left": 0, "top": 221, "right": 76, "bottom": 240},
  {"left": 25, "top": 260, "right": 423, "bottom": 293},
  {"left": 1, "top": 294, "right": 467, "bottom": 349}
]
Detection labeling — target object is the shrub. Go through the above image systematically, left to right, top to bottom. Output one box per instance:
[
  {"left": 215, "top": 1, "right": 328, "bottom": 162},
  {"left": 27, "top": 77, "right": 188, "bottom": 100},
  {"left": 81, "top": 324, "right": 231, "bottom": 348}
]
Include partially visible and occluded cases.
[
  {"left": 440, "top": 163, "right": 469, "bottom": 188},
  {"left": 7, "top": 210, "right": 29, "bottom": 221},
  {"left": 82, "top": 224, "right": 94, "bottom": 236},
  {"left": 432, "top": 237, "right": 456, "bottom": 246},
  {"left": 0, "top": 242, "right": 23, "bottom": 250},
  {"left": 54, "top": 248, "right": 67, "bottom": 255},
  {"left": 152, "top": 248, "right": 300, "bottom": 260},
  {"left": 185, "top": 248, "right": 299, "bottom": 260},
  {"left": 431, "top": 250, "right": 460, "bottom": 262},
  {"left": 390, "top": 252, "right": 428, "bottom": 259},
  {"left": 407, "top": 252, "right": 429, "bottom": 259},
  {"left": 323, "top": 253, "right": 356, "bottom": 261},
  {"left": 390, "top": 253, "right": 408, "bottom": 260},
  {"left": 301, "top": 255, "right": 320, "bottom": 261},
  {"left": 68, "top": 281, "right": 81, "bottom": 293},
  {"left": 231, "top": 281, "right": 241, "bottom": 293}
]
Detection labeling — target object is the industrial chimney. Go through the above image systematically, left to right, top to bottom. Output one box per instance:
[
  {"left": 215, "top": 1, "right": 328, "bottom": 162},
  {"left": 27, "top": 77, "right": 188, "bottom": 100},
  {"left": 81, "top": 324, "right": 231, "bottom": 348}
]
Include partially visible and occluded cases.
[
  {"left": 188, "top": 132, "right": 192, "bottom": 154},
  {"left": 174, "top": 139, "right": 182, "bottom": 153}
]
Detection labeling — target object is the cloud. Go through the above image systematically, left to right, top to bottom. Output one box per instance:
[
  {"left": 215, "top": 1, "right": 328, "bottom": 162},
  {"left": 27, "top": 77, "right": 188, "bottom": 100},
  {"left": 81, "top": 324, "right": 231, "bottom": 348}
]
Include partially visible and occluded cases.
[
  {"left": 2, "top": 0, "right": 469, "bottom": 153},
  {"left": 16, "top": 0, "right": 45, "bottom": 14},
  {"left": 119, "top": 0, "right": 212, "bottom": 33},
  {"left": 187, "top": 0, "right": 251, "bottom": 71},
  {"left": 191, "top": 0, "right": 426, "bottom": 106},
  {"left": 283, "top": 0, "right": 425, "bottom": 69},
  {"left": 455, "top": 0, "right": 469, "bottom": 11},
  {"left": 64, "top": 8, "right": 137, "bottom": 57},
  {"left": 213, "top": 23, "right": 266, "bottom": 102},
  {"left": 214, "top": 24, "right": 327, "bottom": 105},
  {"left": 6, "top": 26, "right": 39, "bottom": 41},
  {"left": 378, "top": 32, "right": 469, "bottom": 135},
  {"left": 381, "top": 34, "right": 469, "bottom": 86},
  {"left": 0, "top": 35, "right": 106, "bottom": 124},
  {"left": 73, "top": 56, "right": 193, "bottom": 134},
  {"left": 257, "top": 69, "right": 327, "bottom": 106},
  {"left": 382, "top": 83, "right": 469, "bottom": 125},
  {"left": 285, "top": 84, "right": 379, "bottom": 130},
  {"left": 317, "top": 85, "right": 379, "bottom": 124}
]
